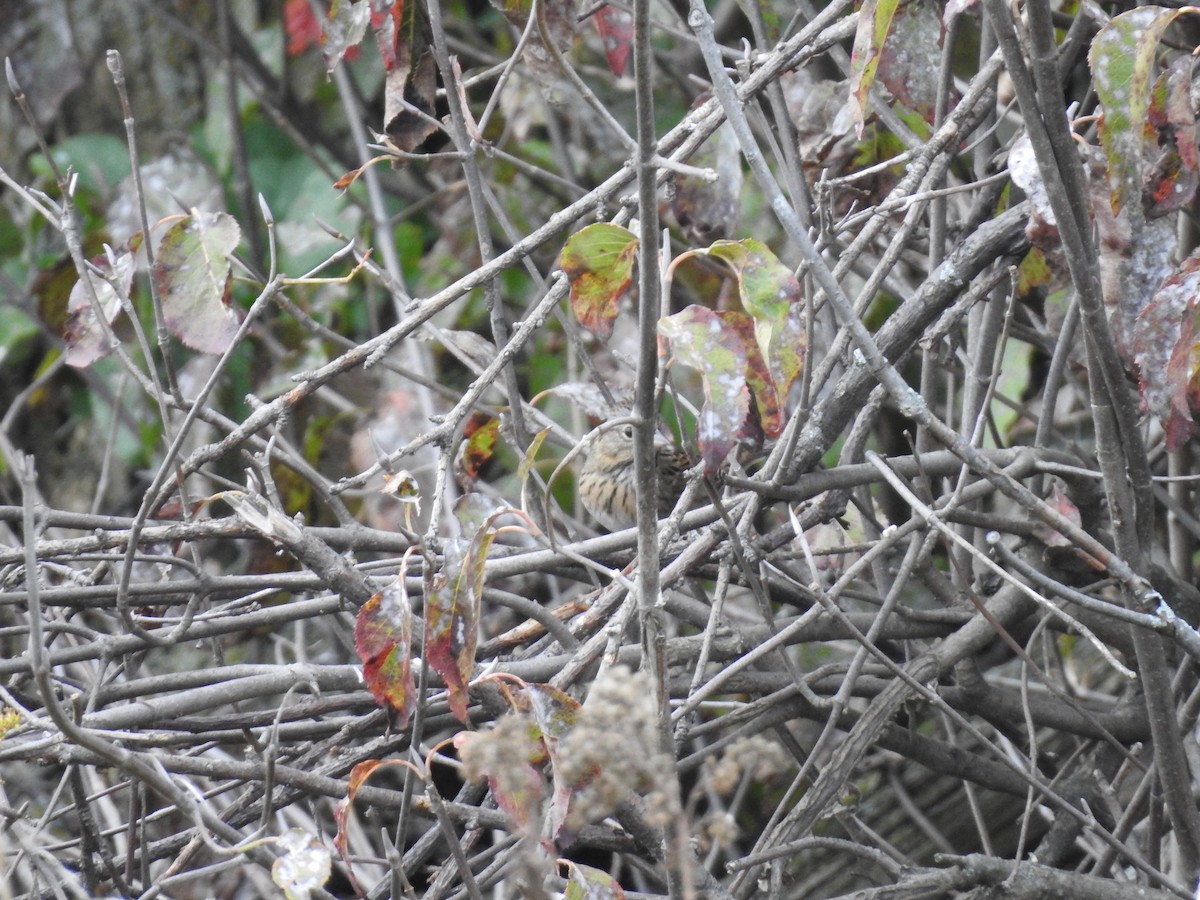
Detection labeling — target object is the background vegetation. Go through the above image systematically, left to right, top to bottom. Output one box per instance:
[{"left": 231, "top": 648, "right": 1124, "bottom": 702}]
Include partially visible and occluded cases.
[{"left": 3, "top": 0, "right": 1200, "bottom": 897}]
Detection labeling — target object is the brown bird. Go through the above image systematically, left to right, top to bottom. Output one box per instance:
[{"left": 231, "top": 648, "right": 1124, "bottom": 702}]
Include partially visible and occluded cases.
[{"left": 578, "top": 423, "right": 689, "bottom": 531}]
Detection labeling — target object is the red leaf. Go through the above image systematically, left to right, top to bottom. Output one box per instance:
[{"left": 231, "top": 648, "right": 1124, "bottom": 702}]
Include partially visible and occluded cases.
[
  {"left": 284, "top": 0, "right": 323, "bottom": 56},
  {"left": 370, "top": 0, "right": 404, "bottom": 70},
  {"left": 593, "top": 5, "right": 633, "bottom": 77},
  {"left": 717, "top": 311, "right": 778, "bottom": 446},
  {"left": 1032, "top": 483, "right": 1082, "bottom": 548},
  {"left": 425, "top": 540, "right": 478, "bottom": 722},
  {"left": 354, "top": 581, "right": 416, "bottom": 725},
  {"left": 455, "top": 721, "right": 548, "bottom": 836}
]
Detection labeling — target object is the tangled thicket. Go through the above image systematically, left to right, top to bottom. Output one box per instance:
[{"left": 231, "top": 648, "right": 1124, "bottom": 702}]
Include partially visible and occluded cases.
[{"left": 4, "top": 1, "right": 1200, "bottom": 898}]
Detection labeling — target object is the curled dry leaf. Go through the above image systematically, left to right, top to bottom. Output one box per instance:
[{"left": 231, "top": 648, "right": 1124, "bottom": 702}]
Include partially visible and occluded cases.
[{"left": 353, "top": 0, "right": 440, "bottom": 155}]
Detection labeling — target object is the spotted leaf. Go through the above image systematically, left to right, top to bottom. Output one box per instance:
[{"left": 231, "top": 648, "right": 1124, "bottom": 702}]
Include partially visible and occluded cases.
[{"left": 562, "top": 224, "right": 638, "bottom": 340}]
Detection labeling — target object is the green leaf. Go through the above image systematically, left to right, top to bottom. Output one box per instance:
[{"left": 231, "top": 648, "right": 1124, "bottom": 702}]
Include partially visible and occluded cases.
[
  {"left": 848, "top": 0, "right": 901, "bottom": 136},
  {"left": 593, "top": 5, "right": 633, "bottom": 77},
  {"left": 1089, "top": 6, "right": 1194, "bottom": 216},
  {"left": 37, "top": 134, "right": 131, "bottom": 197},
  {"left": 153, "top": 211, "right": 242, "bottom": 354},
  {"left": 561, "top": 223, "right": 638, "bottom": 340},
  {"left": 667, "top": 239, "right": 804, "bottom": 438},
  {"left": 705, "top": 239, "right": 805, "bottom": 433},
  {"left": 455, "top": 413, "right": 500, "bottom": 486},
  {"left": 563, "top": 860, "right": 626, "bottom": 899}
]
